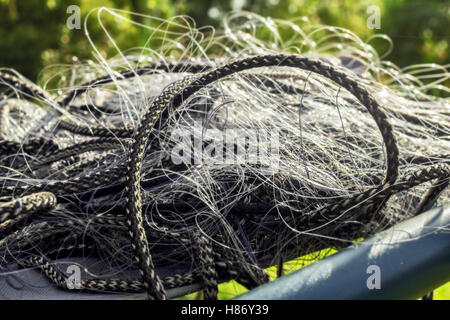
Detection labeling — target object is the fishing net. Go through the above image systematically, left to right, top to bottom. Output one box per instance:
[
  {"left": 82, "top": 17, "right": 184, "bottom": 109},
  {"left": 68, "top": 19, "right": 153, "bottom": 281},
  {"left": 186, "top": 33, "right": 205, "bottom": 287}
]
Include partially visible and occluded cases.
[{"left": 0, "top": 10, "right": 448, "bottom": 300}]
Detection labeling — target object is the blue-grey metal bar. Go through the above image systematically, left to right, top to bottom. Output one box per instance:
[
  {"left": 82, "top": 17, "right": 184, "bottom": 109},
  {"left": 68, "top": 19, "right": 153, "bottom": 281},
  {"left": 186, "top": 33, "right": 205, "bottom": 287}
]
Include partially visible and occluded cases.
[{"left": 237, "top": 204, "right": 450, "bottom": 300}]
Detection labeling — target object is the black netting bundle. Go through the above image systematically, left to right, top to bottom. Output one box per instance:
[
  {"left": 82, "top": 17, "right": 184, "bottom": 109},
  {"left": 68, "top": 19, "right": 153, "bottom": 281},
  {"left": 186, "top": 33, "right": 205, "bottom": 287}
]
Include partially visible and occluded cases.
[{"left": 0, "top": 12, "right": 448, "bottom": 300}]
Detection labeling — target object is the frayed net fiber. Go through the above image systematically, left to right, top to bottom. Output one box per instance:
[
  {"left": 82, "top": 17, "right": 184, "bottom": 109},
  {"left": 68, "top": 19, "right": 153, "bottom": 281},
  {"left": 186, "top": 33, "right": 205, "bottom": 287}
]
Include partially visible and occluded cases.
[{"left": 0, "top": 10, "right": 448, "bottom": 300}]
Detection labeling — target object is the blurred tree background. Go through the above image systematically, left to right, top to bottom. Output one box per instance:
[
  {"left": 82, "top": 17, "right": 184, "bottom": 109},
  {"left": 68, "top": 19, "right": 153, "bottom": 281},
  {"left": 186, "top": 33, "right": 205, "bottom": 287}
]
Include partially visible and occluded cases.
[{"left": 0, "top": 0, "right": 448, "bottom": 81}]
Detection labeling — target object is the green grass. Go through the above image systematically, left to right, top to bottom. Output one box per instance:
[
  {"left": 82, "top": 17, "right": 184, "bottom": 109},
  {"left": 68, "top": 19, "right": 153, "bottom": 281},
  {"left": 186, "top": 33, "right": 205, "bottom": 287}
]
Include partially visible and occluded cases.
[{"left": 435, "top": 283, "right": 450, "bottom": 300}]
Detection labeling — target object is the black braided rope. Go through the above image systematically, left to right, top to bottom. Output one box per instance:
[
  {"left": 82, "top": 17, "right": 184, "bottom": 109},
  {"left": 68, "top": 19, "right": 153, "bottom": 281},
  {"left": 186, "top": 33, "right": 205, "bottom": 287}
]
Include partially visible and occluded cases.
[
  {"left": 58, "top": 60, "right": 212, "bottom": 107},
  {"left": 0, "top": 71, "right": 51, "bottom": 101},
  {"left": 57, "top": 120, "right": 133, "bottom": 138},
  {"left": 28, "top": 137, "right": 126, "bottom": 168},
  {"left": 0, "top": 138, "right": 59, "bottom": 156},
  {"left": 0, "top": 192, "right": 57, "bottom": 233},
  {"left": 0, "top": 192, "right": 57, "bottom": 223},
  {"left": 194, "top": 233, "right": 219, "bottom": 300},
  {"left": 18, "top": 253, "right": 261, "bottom": 294}
]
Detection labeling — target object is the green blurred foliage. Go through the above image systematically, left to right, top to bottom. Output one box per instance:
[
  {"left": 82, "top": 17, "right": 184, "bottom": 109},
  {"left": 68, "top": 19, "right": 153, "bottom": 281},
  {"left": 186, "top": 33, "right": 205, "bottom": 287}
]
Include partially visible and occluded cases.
[{"left": 0, "top": 0, "right": 448, "bottom": 81}]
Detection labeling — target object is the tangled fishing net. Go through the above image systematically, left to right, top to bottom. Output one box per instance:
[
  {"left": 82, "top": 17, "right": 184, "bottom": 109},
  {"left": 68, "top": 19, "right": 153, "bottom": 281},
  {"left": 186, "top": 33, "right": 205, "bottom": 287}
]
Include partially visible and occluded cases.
[{"left": 0, "top": 10, "right": 449, "bottom": 300}]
